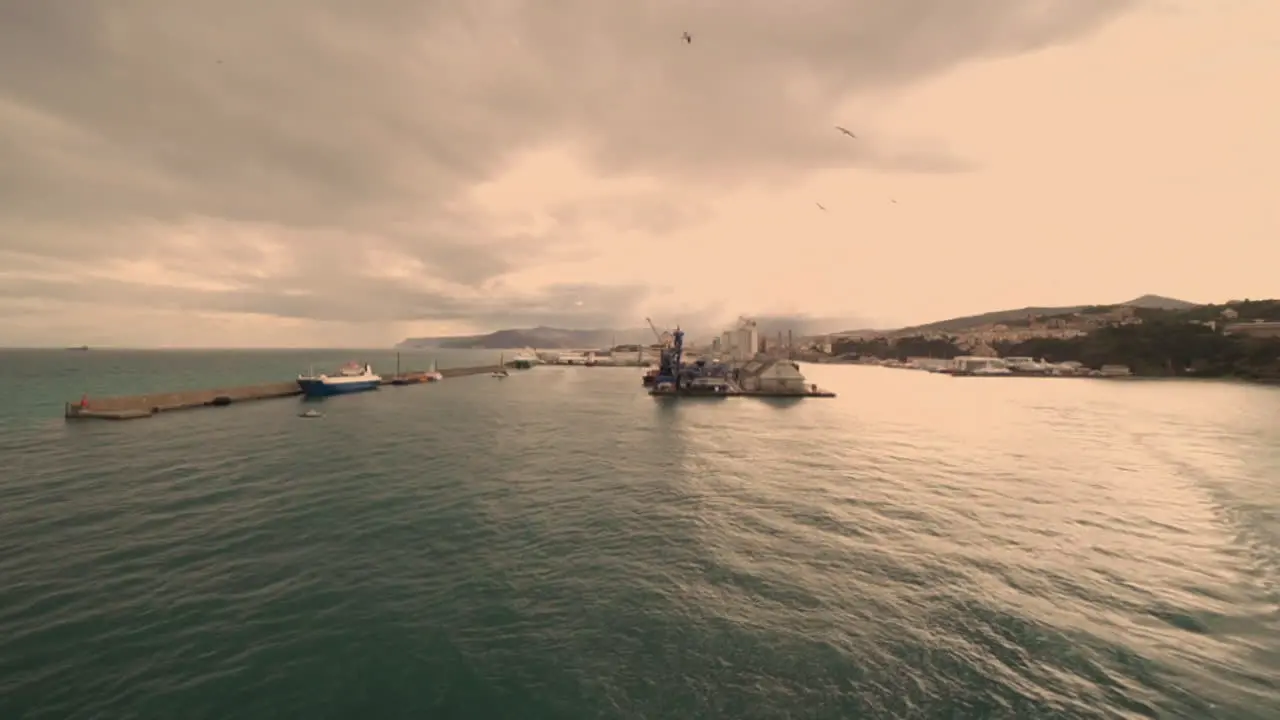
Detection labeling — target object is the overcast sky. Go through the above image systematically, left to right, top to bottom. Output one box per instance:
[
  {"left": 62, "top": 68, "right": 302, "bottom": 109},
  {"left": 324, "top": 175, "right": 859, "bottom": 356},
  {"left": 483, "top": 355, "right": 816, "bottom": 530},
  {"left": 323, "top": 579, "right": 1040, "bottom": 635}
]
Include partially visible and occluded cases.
[{"left": 1, "top": 0, "right": 1275, "bottom": 347}]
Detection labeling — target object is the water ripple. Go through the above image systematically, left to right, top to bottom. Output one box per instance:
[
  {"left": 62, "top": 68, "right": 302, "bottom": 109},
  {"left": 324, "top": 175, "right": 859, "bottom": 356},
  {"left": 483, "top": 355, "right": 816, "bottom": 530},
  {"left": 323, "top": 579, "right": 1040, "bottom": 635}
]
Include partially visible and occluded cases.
[{"left": 0, "top": 359, "right": 1277, "bottom": 718}]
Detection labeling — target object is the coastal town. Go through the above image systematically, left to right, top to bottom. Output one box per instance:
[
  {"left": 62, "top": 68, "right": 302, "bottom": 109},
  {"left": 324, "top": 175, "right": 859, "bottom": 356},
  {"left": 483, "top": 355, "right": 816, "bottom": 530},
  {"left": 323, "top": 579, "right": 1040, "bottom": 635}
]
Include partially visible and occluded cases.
[{"left": 782, "top": 298, "right": 1280, "bottom": 381}]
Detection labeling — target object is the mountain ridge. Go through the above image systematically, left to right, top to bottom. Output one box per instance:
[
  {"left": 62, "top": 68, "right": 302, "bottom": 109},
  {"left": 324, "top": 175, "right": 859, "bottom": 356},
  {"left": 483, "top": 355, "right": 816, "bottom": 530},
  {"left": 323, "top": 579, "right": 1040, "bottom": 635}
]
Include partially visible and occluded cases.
[
  {"left": 842, "top": 295, "right": 1198, "bottom": 336},
  {"left": 394, "top": 297, "right": 1200, "bottom": 348},
  {"left": 396, "top": 314, "right": 872, "bottom": 349},
  {"left": 396, "top": 326, "right": 653, "bottom": 350}
]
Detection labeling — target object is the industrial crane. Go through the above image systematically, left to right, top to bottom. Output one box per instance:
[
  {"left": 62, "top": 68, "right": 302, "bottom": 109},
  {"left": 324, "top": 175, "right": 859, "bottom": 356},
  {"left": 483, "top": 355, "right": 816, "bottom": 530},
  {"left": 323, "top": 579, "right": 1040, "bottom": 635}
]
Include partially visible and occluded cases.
[
  {"left": 645, "top": 317, "right": 672, "bottom": 347},
  {"left": 645, "top": 317, "right": 685, "bottom": 389},
  {"left": 655, "top": 327, "right": 685, "bottom": 388}
]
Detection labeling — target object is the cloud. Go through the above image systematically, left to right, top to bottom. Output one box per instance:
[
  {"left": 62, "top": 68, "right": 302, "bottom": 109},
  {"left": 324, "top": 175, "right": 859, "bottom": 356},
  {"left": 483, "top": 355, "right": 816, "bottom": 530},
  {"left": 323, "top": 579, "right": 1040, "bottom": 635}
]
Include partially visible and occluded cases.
[{"left": 0, "top": 0, "right": 1135, "bottom": 344}]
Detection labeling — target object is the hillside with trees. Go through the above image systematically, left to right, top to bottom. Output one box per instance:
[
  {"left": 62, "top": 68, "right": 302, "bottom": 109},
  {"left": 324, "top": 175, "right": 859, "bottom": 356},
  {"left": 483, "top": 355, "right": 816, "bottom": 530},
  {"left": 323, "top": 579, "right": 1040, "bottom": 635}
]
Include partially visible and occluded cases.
[
  {"left": 887, "top": 294, "right": 1197, "bottom": 335},
  {"left": 832, "top": 301, "right": 1280, "bottom": 381}
]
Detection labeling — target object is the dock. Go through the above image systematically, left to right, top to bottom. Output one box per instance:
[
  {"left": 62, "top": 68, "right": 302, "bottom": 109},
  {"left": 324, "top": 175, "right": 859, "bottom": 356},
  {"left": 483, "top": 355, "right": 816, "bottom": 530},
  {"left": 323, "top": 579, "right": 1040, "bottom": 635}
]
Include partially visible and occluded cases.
[
  {"left": 65, "top": 364, "right": 505, "bottom": 421},
  {"left": 647, "top": 376, "right": 836, "bottom": 399},
  {"left": 648, "top": 388, "right": 836, "bottom": 398}
]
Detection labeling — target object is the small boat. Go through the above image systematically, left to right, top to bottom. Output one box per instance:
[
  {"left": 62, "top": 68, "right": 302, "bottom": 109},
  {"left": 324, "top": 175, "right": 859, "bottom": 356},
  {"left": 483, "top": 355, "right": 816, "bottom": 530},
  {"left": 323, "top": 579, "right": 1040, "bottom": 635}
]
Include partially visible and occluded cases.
[
  {"left": 389, "top": 351, "right": 430, "bottom": 384},
  {"left": 553, "top": 351, "right": 593, "bottom": 365},
  {"left": 491, "top": 353, "right": 509, "bottom": 378},
  {"left": 947, "top": 356, "right": 1012, "bottom": 377},
  {"left": 424, "top": 359, "right": 443, "bottom": 382},
  {"left": 297, "top": 362, "right": 382, "bottom": 397},
  {"left": 1099, "top": 364, "right": 1133, "bottom": 377},
  {"left": 299, "top": 409, "right": 323, "bottom": 418}
]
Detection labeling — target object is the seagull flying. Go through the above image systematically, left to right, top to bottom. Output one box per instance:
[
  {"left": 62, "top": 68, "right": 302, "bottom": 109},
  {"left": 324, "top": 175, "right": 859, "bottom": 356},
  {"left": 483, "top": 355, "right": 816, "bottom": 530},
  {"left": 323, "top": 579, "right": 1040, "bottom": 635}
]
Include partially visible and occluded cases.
[
  {"left": 682, "top": 32, "right": 692, "bottom": 44},
  {"left": 835, "top": 126, "right": 857, "bottom": 139}
]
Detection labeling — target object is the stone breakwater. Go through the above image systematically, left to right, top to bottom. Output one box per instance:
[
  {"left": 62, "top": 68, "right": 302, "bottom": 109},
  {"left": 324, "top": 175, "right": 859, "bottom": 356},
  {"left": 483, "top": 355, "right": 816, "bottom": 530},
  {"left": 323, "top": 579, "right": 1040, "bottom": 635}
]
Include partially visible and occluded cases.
[{"left": 64, "top": 365, "right": 505, "bottom": 420}]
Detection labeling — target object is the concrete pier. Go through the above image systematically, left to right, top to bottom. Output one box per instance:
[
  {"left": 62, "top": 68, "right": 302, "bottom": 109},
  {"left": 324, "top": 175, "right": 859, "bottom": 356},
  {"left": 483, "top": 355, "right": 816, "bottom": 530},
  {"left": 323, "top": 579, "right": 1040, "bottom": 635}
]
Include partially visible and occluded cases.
[
  {"left": 65, "top": 364, "right": 507, "bottom": 420},
  {"left": 66, "top": 381, "right": 302, "bottom": 420}
]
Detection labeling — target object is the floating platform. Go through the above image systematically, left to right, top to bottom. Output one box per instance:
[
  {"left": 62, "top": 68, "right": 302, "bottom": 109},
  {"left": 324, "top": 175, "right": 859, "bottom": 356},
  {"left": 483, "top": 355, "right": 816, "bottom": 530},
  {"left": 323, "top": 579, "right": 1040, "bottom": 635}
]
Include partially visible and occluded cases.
[
  {"left": 65, "top": 364, "right": 506, "bottom": 420},
  {"left": 648, "top": 388, "right": 836, "bottom": 398}
]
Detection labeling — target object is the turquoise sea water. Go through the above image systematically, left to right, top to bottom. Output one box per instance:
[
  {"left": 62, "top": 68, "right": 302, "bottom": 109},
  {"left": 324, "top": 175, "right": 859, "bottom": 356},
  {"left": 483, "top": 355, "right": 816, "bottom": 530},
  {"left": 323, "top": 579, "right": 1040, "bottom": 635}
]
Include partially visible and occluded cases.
[{"left": 1, "top": 350, "right": 1278, "bottom": 718}]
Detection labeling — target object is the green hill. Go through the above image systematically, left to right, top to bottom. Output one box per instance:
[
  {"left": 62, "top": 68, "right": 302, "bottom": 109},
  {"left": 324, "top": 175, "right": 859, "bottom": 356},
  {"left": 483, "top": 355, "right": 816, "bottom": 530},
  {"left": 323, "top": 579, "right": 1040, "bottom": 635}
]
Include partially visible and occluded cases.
[{"left": 888, "top": 295, "right": 1197, "bottom": 335}]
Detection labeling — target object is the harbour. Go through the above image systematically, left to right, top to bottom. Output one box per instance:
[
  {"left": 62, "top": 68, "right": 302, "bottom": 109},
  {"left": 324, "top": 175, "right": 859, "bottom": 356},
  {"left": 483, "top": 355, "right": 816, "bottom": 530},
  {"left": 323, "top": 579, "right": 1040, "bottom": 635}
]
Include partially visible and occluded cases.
[
  {"left": 65, "top": 307, "right": 1219, "bottom": 421},
  {"left": 60, "top": 318, "right": 842, "bottom": 420}
]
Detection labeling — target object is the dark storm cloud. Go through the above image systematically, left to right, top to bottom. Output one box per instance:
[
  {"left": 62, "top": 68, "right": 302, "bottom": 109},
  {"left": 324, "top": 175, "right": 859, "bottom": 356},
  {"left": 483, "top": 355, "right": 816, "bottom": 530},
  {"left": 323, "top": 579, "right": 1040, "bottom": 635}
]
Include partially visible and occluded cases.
[
  {"left": 0, "top": 0, "right": 1134, "bottom": 329},
  {"left": 0, "top": 272, "right": 650, "bottom": 330}
]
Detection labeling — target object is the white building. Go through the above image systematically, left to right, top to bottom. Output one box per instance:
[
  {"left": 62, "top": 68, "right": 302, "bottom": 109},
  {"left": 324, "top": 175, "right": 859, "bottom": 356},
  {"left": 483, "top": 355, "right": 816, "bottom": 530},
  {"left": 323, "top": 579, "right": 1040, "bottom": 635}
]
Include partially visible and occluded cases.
[
  {"left": 721, "top": 317, "right": 760, "bottom": 362},
  {"left": 738, "top": 356, "right": 809, "bottom": 393},
  {"left": 950, "top": 356, "right": 1009, "bottom": 373}
]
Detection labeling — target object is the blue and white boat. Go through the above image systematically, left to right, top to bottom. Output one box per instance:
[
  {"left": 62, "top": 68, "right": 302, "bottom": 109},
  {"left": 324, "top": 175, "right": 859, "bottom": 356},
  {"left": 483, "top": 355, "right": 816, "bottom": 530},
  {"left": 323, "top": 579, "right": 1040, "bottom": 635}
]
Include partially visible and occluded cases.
[{"left": 297, "top": 362, "right": 382, "bottom": 397}]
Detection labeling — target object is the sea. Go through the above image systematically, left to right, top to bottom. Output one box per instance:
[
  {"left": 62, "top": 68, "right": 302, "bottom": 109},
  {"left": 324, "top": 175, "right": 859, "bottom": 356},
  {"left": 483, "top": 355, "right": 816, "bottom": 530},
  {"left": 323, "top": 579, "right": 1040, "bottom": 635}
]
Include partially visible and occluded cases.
[{"left": 1, "top": 348, "right": 1277, "bottom": 719}]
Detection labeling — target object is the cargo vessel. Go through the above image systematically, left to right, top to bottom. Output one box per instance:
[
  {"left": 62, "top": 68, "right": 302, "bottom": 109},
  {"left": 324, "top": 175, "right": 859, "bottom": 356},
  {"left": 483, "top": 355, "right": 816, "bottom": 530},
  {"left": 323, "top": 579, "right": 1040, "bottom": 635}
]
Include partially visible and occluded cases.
[{"left": 296, "top": 362, "right": 382, "bottom": 397}]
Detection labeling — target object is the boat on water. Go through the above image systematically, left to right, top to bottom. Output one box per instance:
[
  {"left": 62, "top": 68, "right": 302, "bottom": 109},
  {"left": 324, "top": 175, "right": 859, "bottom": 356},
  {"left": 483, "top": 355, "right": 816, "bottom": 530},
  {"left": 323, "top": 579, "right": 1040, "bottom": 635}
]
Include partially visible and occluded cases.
[
  {"left": 553, "top": 351, "right": 594, "bottom": 365},
  {"left": 491, "top": 353, "right": 509, "bottom": 378},
  {"left": 946, "top": 356, "right": 1013, "bottom": 377},
  {"left": 424, "top": 359, "right": 443, "bottom": 382},
  {"left": 296, "top": 362, "right": 382, "bottom": 397},
  {"left": 1099, "top": 364, "right": 1133, "bottom": 377}
]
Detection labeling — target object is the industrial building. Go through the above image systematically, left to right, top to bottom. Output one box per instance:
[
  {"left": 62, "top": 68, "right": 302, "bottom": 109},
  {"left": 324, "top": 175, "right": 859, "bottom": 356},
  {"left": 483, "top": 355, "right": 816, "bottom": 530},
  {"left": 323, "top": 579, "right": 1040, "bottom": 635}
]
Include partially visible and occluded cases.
[
  {"left": 646, "top": 316, "right": 834, "bottom": 398},
  {"left": 720, "top": 317, "right": 761, "bottom": 363}
]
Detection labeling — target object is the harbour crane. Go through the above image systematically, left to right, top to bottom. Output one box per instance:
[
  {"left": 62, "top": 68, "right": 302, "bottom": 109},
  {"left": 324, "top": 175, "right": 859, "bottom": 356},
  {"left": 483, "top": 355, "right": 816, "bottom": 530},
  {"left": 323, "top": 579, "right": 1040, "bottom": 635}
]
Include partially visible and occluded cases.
[
  {"left": 644, "top": 316, "right": 684, "bottom": 389},
  {"left": 645, "top": 317, "right": 672, "bottom": 347},
  {"left": 654, "top": 327, "right": 685, "bottom": 388}
]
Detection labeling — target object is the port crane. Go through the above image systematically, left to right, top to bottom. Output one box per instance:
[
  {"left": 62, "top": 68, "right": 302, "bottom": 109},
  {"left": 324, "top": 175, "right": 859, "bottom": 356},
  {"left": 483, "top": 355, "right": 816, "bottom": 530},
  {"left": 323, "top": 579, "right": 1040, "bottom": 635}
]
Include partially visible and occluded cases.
[{"left": 645, "top": 317, "right": 673, "bottom": 347}]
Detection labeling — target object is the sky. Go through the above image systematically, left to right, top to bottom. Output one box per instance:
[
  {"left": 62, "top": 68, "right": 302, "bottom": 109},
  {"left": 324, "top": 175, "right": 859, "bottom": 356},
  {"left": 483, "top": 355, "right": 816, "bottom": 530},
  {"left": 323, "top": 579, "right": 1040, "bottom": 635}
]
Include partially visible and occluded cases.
[{"left": 0, "top": 0, "right": 1276, "bottom": 347}]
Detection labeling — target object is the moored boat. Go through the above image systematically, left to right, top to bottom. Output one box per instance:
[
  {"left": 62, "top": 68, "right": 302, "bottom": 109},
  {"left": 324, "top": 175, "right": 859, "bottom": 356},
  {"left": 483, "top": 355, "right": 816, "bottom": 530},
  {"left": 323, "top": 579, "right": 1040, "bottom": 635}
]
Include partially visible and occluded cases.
[
  {"left": 491, "top": 353, "right": 509, "bottom": 378},
  {"left": 424, "top": 359, "right": 443, "bottom": 382},
  {"left": 296, "top": 362, "right": 382, "bottom": 397}
]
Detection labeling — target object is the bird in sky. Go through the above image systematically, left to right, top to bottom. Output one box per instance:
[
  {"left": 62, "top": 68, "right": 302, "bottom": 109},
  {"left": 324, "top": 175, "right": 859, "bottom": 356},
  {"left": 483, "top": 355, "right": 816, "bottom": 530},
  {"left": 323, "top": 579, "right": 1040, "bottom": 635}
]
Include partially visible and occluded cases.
[
  {"left": 681, "top": 32, "right": 692, "bottom": 44},
  {"left": 835, "top": 126, "right": 857, "bottom": 138},
  {"left": 816, "top": 202, "right": 827, "bottom": 211}
]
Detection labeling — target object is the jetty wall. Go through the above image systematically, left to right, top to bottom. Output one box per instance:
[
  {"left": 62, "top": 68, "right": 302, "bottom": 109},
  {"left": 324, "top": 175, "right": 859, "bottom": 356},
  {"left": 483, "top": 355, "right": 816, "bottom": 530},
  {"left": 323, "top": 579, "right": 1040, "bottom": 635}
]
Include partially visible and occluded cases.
[
  {"left": 66, "top": 364, "right": 505, "bottom": 420},
  {"left": 66, "top": 381, "right": 301, "bottom": 418}
]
